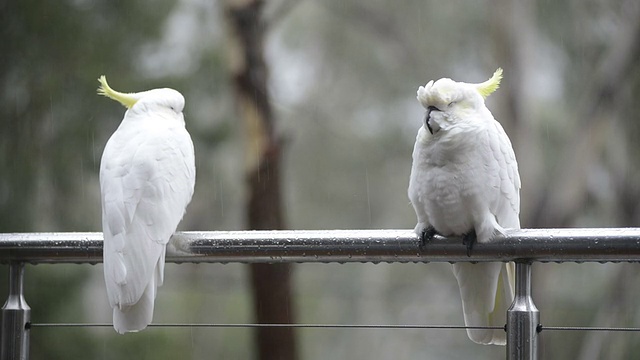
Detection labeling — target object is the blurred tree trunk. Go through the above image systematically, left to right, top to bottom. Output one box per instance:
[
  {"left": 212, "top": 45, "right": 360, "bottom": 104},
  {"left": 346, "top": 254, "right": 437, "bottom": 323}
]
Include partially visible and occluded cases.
[{"left": 223, "top": 1, "right": 297, "bottom": 359}]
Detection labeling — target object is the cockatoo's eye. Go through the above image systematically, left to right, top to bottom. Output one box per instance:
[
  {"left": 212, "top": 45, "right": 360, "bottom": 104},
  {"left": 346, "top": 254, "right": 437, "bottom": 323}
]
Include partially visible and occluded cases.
[{"left": 448, "top": 101, "right": 456, "bottom": 107}]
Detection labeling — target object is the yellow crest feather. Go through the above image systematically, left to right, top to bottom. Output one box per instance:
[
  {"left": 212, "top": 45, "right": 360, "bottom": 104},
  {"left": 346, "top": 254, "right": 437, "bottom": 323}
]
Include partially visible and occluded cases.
[
  {"left": 476, "top": 68, "right": 503, "bottom": 99},
  {"left": 97, "top": 76, "right": 138, "bottom": 109}
]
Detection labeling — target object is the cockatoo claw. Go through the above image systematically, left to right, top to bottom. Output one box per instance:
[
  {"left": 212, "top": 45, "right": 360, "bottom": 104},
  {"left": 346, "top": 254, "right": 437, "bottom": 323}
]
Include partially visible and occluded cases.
[
  {"left": 419, "top": 226, "right": 438, "bottom": 249},
  {"left": 462, "top": 230, "right": 477, "bottom": 257}
]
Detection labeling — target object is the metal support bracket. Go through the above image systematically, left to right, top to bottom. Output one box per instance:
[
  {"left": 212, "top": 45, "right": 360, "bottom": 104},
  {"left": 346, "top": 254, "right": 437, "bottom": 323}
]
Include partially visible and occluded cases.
[
  {"left": 507, "top": 261, "right": 540, "bottom": 360},
  {"left": 1, "top": 263, "right": 30, "bottom": 360}
]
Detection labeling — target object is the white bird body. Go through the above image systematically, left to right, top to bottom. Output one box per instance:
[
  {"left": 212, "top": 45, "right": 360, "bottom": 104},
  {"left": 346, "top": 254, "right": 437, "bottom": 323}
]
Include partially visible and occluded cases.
[
  {"left": 408, "top": 69, "right": 520, "bottom": 345},
  {"left": 98, "top": 77, "right": 195, "bottom": 334}
]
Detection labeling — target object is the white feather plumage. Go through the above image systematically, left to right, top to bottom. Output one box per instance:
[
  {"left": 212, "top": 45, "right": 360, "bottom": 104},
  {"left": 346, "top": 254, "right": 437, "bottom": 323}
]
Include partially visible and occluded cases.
[
  {"left": 408, "top": 70, "right": 520, "bottom": 345},
  {"left": 99, "top": 83, "right": 195, "bottom": 334}
]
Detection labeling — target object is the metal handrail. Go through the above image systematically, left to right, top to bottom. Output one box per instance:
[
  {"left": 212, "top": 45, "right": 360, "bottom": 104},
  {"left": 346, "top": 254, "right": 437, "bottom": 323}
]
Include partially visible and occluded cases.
[
  {"left": 1, "top": 228, "right": 640, "bottom": 264},
  {"left": 2, "top": 228, "right": 640, "bottom": 360}
]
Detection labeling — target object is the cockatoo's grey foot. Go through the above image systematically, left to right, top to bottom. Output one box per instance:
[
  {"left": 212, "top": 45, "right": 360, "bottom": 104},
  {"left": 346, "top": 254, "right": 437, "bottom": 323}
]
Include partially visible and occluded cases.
[
  {"left": 419, "top": 226, "right": 438, "bottom": 249},
  {"left": 462, "top": 230, "right": 477, "bottom": 257}
]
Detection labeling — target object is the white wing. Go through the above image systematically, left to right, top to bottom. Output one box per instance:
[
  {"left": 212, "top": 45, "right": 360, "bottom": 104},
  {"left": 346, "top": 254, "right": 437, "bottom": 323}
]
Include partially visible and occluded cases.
[
  {"left": 100, "top": 117, "right": 195, "bottom": 333},
  {"left": 453, "top": 118, "right": 520, "bottom": 345},
  {"left": 486, "top": 120, "right": 520, "bottom": 230}
]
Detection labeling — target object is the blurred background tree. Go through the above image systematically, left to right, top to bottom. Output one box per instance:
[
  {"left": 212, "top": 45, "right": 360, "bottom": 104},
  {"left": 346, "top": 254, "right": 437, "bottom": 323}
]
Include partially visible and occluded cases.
[
  {"left": 1, "top": 0, "right": 639, "bottom": 359},
  {"left": 224, "top": 0, "right": 297, "bottom": 358}
]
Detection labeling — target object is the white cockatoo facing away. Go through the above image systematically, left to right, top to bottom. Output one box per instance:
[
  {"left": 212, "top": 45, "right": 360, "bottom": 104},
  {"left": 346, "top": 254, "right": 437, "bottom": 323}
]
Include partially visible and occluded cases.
[
  {"left": 408, "top": 68, "right": 520, "bottom": 345},
  {"left": 98, "top": 76, "right": 195, "bottom": 334}
]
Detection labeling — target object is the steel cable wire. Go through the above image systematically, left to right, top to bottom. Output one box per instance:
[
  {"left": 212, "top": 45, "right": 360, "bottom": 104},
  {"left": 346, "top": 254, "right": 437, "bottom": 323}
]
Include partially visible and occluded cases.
[
  {"left": 27, "top": 322, "right": 640, "bottom": 332},
  {"left": 28, "top": 323, "right": 498, "bottom": 330}
]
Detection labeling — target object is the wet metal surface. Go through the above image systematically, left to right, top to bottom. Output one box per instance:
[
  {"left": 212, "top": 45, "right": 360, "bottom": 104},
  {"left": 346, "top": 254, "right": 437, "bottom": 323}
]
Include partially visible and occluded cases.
[{"left": 0, "top": 228, "right": 639, "bottom": 264}]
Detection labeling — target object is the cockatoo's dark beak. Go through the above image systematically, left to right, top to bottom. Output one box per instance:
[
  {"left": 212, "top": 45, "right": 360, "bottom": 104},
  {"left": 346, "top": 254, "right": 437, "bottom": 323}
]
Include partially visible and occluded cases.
[{"left": 426, "top": 106, "right": 439, "bottom": 134}]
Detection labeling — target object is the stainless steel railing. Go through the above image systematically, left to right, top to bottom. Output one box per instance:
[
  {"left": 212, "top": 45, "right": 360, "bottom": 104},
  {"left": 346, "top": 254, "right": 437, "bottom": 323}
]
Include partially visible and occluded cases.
[{"left": 2, "top": 228, "right": 640, "bottom": 360}]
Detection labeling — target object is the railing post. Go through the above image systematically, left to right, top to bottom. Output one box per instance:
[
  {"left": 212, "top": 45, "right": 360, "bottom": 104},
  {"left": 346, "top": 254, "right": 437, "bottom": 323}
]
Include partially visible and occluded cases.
[
  {"left": 507, "top": 261, "right": 539, "bottom": 360},
  {"left": 1, "top": 263, "right": 30, "bottom": 360}
]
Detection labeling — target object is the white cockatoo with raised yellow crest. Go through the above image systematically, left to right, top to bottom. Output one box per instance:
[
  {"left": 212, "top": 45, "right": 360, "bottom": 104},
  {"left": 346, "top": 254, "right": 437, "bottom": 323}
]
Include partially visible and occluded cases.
[
  {"left": 408, "top": 68, "right": 520, "bottom": 345},
  {"left": 98, "top": 76, "right": 195, "bottom": 334}
]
